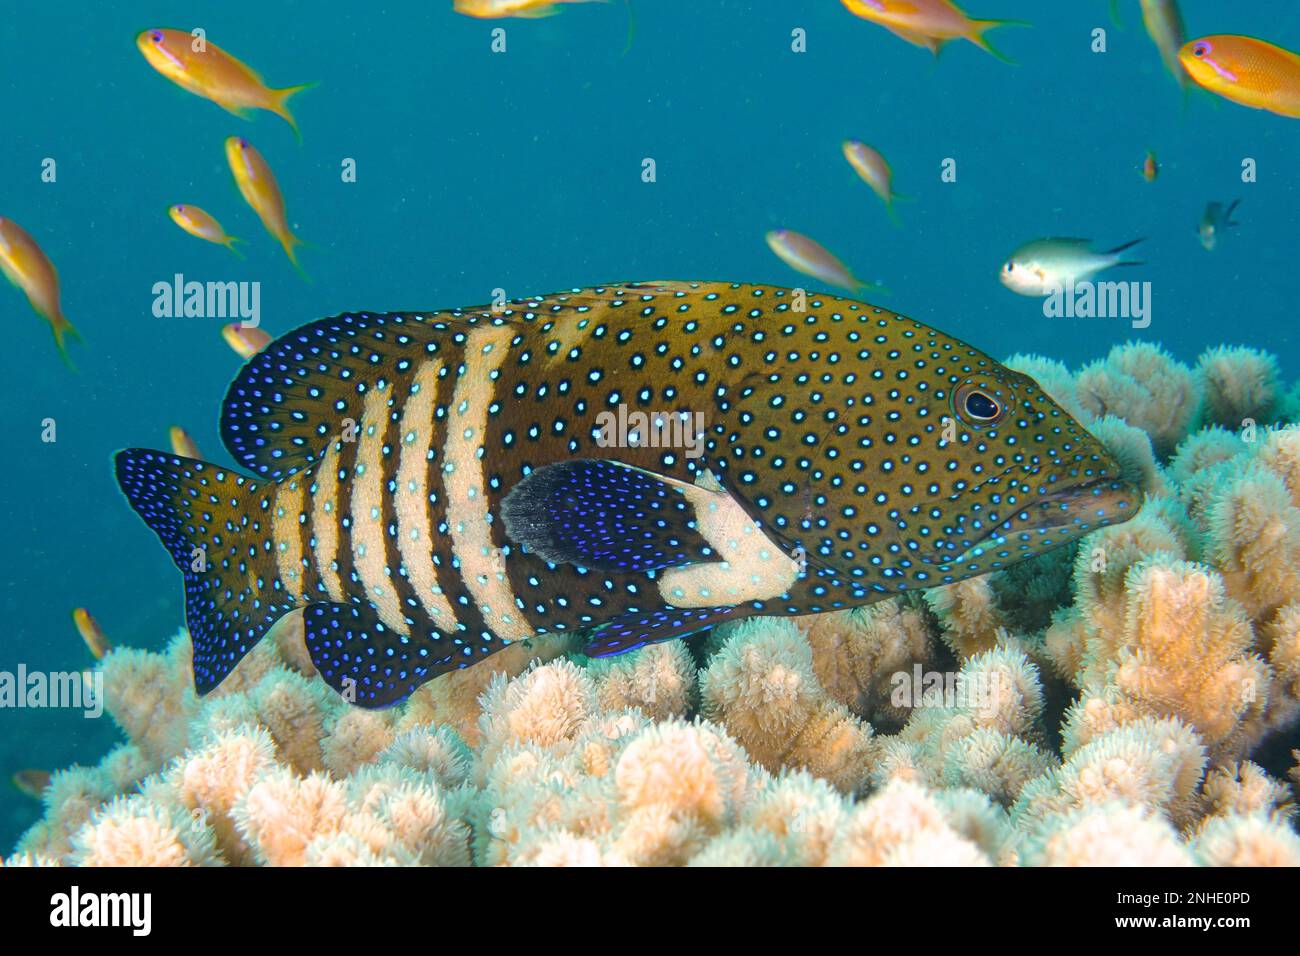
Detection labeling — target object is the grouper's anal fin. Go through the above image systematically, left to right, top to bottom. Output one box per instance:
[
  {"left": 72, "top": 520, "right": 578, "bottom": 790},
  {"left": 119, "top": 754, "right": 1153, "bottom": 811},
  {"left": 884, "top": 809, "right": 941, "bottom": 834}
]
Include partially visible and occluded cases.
[
  {"left": 302, "top": 601, "right": 470, "bottom": 709},
  {"left": 583, "top": 605, "right": 742, "bottom": 658}
]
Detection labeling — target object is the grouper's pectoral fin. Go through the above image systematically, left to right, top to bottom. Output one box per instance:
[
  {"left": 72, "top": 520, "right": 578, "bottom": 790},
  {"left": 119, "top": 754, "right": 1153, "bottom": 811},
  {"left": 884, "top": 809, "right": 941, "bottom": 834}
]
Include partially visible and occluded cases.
[
  {"left": 503, "top": 458, "right": 806, "bottom": 657},
  {"left": 500, "top": 459, "right": 717, "bottom": 573}
]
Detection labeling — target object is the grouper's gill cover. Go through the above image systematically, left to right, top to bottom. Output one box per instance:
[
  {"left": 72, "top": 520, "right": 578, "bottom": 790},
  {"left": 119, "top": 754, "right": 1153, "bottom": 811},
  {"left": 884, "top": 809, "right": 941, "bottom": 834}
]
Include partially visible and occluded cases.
[{"left": 114, "top": 281, "right": 1142, "bottom": 708}]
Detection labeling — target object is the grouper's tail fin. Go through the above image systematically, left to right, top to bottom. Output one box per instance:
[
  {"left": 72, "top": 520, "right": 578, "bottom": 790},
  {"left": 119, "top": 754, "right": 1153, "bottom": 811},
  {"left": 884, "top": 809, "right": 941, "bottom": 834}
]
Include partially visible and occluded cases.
[{"left": 114, "top": 449, "right": 293, "bottom": 694}]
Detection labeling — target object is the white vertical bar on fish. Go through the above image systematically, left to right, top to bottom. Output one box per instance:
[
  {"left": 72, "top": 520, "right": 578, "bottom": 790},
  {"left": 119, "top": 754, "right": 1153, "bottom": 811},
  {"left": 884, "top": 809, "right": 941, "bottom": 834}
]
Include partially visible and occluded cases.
[
  {"left": 443, "top": 323, "right": 533, "bottom": 642},
  {"left": 395, "top": 359, "right": 460, "bottom": 629},
  {"left": 350, "top": 383, "right": 407, "bottom": 629},
  {"left": 310, "top": 440, "right": 346, "bottom": 603},
  {"left": 272, "top": 477, "right": 306, "bottom": 601}
]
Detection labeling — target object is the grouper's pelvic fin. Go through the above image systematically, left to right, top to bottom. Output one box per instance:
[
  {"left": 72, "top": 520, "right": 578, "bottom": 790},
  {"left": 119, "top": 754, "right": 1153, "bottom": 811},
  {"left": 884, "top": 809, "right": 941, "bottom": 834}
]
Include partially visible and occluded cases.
[{"left": 114, "top": 449, "right": 294, "bottom": 694}]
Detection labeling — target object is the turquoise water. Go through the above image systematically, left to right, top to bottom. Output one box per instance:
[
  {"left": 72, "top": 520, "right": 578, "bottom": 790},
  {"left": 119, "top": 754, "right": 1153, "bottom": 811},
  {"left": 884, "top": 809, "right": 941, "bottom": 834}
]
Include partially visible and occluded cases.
[{"left": 1, "top": 0, "right": 1297, "bottom": 848}]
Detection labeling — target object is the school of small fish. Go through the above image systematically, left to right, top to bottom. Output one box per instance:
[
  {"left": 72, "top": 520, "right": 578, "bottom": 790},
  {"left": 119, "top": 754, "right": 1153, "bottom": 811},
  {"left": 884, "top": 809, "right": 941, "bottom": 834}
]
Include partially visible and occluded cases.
[
  {"left": 764, "top": 1, "right": 1284, "bottom": 297},
  {"left": 5, "top": 6, "right": 1292, "bottom": 372}
]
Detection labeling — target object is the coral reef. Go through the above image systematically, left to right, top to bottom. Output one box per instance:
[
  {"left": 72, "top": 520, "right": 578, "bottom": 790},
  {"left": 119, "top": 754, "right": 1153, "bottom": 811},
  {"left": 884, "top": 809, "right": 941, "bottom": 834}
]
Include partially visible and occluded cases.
[{"left": 6, "top": 343, "right": 1300, "bottom": 867}]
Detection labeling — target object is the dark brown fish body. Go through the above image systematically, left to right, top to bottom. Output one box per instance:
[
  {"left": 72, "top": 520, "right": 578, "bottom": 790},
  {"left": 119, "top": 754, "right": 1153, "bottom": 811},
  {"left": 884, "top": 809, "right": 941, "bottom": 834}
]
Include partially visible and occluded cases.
[{"left": 116, "top": 281, "right": 1140, "bottom": 708}]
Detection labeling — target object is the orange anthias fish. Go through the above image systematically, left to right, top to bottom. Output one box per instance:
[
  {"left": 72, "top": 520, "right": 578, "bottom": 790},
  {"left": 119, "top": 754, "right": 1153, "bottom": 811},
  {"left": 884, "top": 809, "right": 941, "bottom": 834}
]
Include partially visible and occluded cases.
[
  {"left": 453, "top": 0, "right": 601, "bottom": 18},
  {"left": 840, "top": 0, "right": 1025, "bottom": 61},
  {"left": 136, "top": 28, "right": 310, "bottom": 135},
  {"left": 1180, "top": 35, "right": 1300, "bottom": 118},
  {"left": 225, "top": 137, "right": 305, "bottom": 273},
  {"left": 169, "top": 204, "right": 244, "bottom": 258},
  {"left": 0, "top": 217, "right": 80, "bottom": 366},
  {"left": 223, "top": 322, "right": 272, "bottom": 359},
  {"left": 169, "top": 425, "right": 202, "bottom": 459},
  {"left": 72, "top": 608, "right": 112, "bottom": 660}
]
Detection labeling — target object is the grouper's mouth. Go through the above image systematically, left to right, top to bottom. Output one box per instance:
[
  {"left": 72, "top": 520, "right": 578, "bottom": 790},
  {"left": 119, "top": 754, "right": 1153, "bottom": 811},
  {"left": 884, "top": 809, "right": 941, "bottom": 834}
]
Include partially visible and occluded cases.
[{"left": 911, "top": 470, "right": 1144, "bottom": 572}]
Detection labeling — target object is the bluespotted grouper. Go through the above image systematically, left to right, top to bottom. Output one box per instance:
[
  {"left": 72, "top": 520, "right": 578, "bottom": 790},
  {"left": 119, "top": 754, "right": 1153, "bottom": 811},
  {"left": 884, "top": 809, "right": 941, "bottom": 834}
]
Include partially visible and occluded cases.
[{"left": 115, "top": 281, "right": 1142, "bottom": 708}]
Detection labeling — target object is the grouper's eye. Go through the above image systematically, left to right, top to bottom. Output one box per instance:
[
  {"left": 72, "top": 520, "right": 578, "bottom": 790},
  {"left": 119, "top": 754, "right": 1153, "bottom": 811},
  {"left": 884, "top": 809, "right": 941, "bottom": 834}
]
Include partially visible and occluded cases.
[
  {"left": 1193, "top": 43, "right": 1208, "bottom": 57},
  {"left": 953, "top": 383, "right": 1006, "bottom": 426}
]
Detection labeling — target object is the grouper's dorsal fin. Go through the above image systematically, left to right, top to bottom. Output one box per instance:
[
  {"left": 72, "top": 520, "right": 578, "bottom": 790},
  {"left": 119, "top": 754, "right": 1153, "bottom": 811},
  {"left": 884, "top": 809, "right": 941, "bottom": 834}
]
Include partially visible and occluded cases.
[
  {"left": 491, "top": 280, "right": 814, "bottom": 319},
  {"left": 219, "top": 282, "right": 816, "bottom": 480},
  {"left": 220, "top": 309, "right": 514, "bottom": 480}
]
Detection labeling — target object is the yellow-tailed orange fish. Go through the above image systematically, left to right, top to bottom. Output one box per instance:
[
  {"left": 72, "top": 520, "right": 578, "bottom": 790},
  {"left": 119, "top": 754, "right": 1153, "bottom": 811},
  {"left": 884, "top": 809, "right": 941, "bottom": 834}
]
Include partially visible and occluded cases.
[
  {"left": 453, "top": 0, "right": 601, "bottom": 17},
  {"left": 840, "top": 0, "right": 1025, "bottom": 61},
  {"left": 1139, "top": 0, "right": 1186, "bottom": 89},
  {"left": 136, "top": 29, "right": 310, "bottom": 135},
  {"left": 1180, "top": 35, "right": 1300, "bottom": 118},
  {"left": 225, "top": 137, "right": 305, "bottom": 274},
  {"left": 842, "top": 141, "right": 907, "bottom": 222},
  {"left": 1142, "top": 150, "right": 1159, "bottom": 182},
  {"left": 169, "top": 204, "right": 244, "bottom": 258},
  {"left": 0, "top": 217, "right": 80, "bottom": 366},
  {"left": 766, "top": 229, "right": 867, "bottom": 291},
  {"left": 112, "top": 281, "right": 1141, "bottom": 708},
  {"left": 223, "top": 322, "right": 272, "bottom": 359},
  {"left": 169, "top": 426, "right": 202, "bottom": 459},
  {"left": 72, "top": 608, "right": 112, "bottom": 660},
  {"left": 11, "top": 770, "right": 51, "bottom": 800}
]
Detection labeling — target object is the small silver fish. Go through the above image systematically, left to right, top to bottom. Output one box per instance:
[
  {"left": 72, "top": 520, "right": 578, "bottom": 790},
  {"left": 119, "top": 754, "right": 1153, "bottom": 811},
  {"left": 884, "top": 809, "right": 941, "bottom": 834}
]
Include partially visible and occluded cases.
[
  {"left": 1198, "top": 200, "right": 1240, "bottom": 252},
  {"left": 999, "top": 237, "right": 1146, "bottom": 296}
]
